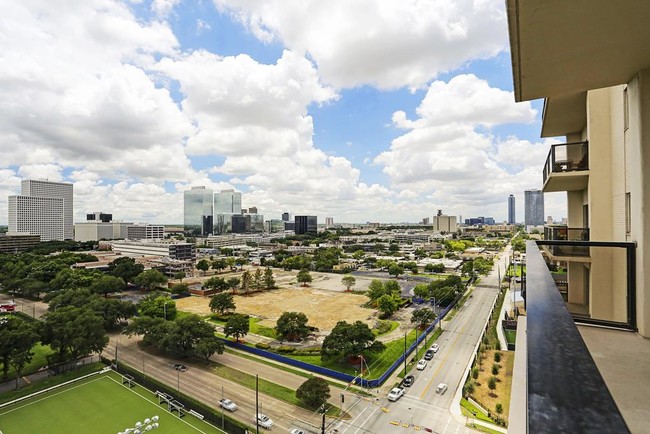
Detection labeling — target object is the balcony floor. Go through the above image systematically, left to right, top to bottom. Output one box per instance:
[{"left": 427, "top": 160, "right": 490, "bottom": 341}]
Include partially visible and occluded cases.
[{"left": 579, "top": 325, "right": 650, "bottom": 433}]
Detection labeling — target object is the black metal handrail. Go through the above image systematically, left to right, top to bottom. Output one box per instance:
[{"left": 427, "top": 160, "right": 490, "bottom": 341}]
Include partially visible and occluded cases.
[
  {"left": 542, "top": 141, "right": 589, "bottom": 184},
  {"left": 526, "top": 241, "right": 631, "bottom": 433}
]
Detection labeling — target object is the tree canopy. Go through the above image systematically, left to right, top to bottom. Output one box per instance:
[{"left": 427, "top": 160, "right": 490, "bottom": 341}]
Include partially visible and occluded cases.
[
  {"left": 108, "top": 257, "right": 144, "bottom": 283},
  {"left": 133, "top": 269, "right": 168, "bottom": 291},
  {"left": 297, "top": 269, "right": 312, "bottom": 286},
  {"left": 341, "top": 275, "right": 356, "bottom": 292},
  {"left": 209, "top": 292, "right": 235, "bottom": 315},
  {"left": 138, "top": 294, "right": 176, "bottom": 320},
  {"left": 41, "top": 305, "right": 108, "bottom": 363},
  {"left": 275, "top": 311, "right": 310, "bottom": 342},
  {"left": 224, "top": 314, "right": 250, "bottom": 342},
  {"left": 321, "top": 320, "right": 385, "bottom": 361},
  {"left": 296, "top": 377, "right": 330, "bottom": 409}
]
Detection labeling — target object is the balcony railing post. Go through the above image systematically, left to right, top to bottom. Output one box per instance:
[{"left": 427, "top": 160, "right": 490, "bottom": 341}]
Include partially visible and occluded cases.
[{"left": 627, "top": 242, "right": 637, "bottom": 329}]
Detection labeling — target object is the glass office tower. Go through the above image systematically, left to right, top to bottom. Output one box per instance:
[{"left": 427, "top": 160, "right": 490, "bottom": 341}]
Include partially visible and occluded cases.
[
  {"left": 184, "top": 186, "right": 213, "bottom": 236},
  {"left": 213, "top": 189, "right": 242, "bottom": 234}
]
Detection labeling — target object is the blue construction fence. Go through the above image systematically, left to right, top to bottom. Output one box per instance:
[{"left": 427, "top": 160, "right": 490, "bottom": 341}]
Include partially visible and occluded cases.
[{"left": 219, "top": 294, "right": 460, "bottom": 388}]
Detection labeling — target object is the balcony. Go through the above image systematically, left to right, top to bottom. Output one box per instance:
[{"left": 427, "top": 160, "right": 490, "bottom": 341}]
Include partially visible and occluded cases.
[
  {"left": 542, "top": 141, "right": 589, "bottom": 192},
  {"left": 543, "top": 226, "right": 590, "bottom": 258},
  {"left": 509, "top": 241, "right": 638, "bottom": 433}
]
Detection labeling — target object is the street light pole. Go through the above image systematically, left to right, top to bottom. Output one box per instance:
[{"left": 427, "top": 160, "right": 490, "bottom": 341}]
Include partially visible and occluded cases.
[{"left": 177, "top": 368, "right": 180, "bottom": 392}]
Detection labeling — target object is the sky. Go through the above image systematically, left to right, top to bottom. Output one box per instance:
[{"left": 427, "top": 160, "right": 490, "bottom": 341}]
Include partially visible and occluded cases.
[{"left": 0, "top": 0, "right": 566, "bottom": 225}]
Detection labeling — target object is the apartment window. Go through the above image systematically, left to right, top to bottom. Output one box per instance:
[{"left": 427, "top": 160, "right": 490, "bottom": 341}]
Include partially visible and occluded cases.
[
  {"left": 623, "top": 86, "right": 630, "bottom": 131},
  {"left": 625, "top": 192, "right": 632, "bottom": 234}
]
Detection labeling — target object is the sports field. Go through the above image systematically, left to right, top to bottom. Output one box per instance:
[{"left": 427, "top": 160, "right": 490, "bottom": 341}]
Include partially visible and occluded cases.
[{"left": 0, "top": 371, "right": 225, "bottom": 434}]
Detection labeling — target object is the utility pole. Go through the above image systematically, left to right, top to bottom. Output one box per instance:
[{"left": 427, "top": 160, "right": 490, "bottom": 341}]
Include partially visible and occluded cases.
[
  {"left": 403, "top": 332, "right": 407, "bottom": 376},
  {"left": 255, "top": 375, "right": 259, "bottom": 434},
  {"left": 321, "top": 411, "right": 326, "bottom": 434}
]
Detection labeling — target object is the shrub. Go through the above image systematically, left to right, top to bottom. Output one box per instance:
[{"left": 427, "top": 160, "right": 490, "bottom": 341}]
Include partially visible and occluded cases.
[
  {"left": 373, "top": 320, "right": 393, "bottom": 335},
  {"left": 255, "top": 342, "right": 270, "bottom": 350},
  {"left": 277, "top": 346, "right": 296, "bottom": 354},
  {"left": 494, "top": 352, "right": 502, "bottom": 363},
  {"left": 492, "top": 363, "right": 500, "bottom": 375},
  {"left": 471, "top": 367, "right": 479, "bottom": 380},
  {"left": 463, "top": 382, "right": 475, "bottom": 397},
  {"left": 496, "top": 403, "right": 503, "bottom": 415}
]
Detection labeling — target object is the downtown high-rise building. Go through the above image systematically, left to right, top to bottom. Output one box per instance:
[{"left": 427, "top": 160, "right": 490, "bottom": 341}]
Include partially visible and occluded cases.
[
  {"left": 8, "top": 179, "right": 74, "bottom": 241},
  {"left": 183, "top": 186, "right": 214, "bottom": 236},
  {"left": 214, "top": 189, "right": 242, "bottom": 234},
  {"left": 524, "top": 189, "right": 545, "bottom": 226},
  {"left": 508, "top": 194, "right": 516, "bottom": 224},
  {"left": 294, "top": 215, "right": 317, "bottom": 235}
]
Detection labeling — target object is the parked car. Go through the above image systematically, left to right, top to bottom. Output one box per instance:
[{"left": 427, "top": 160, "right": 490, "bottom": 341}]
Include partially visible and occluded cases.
[
  {"left": 430, "top": 343, "right": 440, "bottom": 353},
  {"left": 424, "top": 349, "right": 434, "bottom": 360},
  {"left": 416, "top": 359, "right": 428, "bottom": 370},
  {"left": 173, "top": 364, "right": 187, "bottom": 372},
  {"left": 401, "top": 375, "right": 415, "bottom": 387},
  {"left": 436, "top": 383, "right": 448, "bottom": 394},
  {"left": 387, "top": 387, "right": 405, "bottom": 402},
  {"left": 219, "top": 398, "right": 238, "bottom": 412},
  {"left": 254, "top": 413, "right": 273, "bottom": 429},
  {"left": 290, "top": 429, "right": 306, "bottom": 434}
]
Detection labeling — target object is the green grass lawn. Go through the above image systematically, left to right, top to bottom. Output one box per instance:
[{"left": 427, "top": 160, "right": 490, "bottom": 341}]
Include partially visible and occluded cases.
[
  {"left": 504, "top": 329, "right": 517, "bottom": 344},
  {"left": 1, "top": 343, "right": 54, "bottom": 380},
  {"left": 0, "top": 371, "right": 225, "bottom": 434}
]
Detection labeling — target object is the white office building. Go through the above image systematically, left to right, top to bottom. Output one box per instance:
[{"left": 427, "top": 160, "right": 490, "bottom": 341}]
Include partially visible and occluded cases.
[{"left": 8, "top": 180, "right": 74, "bottom": 241}]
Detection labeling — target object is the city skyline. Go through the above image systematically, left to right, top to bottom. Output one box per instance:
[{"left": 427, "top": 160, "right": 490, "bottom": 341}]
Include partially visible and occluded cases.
[{"left": 0, "top": 1, "right": 566, "bottom": 224}]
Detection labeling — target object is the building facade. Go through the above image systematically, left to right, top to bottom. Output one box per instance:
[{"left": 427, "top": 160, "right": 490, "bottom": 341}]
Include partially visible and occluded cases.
[
  {"left": 8, "top": 180, "right": 73, "bottom": 241},
  {"left": 184, "top": 186, "right": 213, "bottom": 236},
  {"left": 213, "top": 189, "right": 242, "bottom": 234},
  {"left": 524, "top": 189, "right": 545, "bottom": 226},
  {"left": 508, "top": 194, "right": 516, "bottom": 224},
  {"left": 86, "top": 212, "right": 112, "bottom": 223},
  {"left": 433, "top": 214, "right": 458, "bottom": 232},
  {"left": 294, "top": 215, "right": 317, "bottom": 234},
  {"left": 127, "top": 224, "right": 165, "bottom": 240},
  {"left": 0, "top": 234, "right": 41, "bottom": 253}
]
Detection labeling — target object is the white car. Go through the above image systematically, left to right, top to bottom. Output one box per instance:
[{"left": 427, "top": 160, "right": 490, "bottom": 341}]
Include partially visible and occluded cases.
[
  {"left": 430, "top": 343, "right": 439, "bottom": 353},
  {"left": 416, "top": 359, "right": 428, "bottom": 370},
  {"left": 436, "top": 383, "right": 448, "bottom": 394},
  {"left": 387, "top": 387, "right": 405, "bottom": 401},
  {"left": 219, "top": 398, "right": 237, "bottom": 412},
  {"left": 254, "top": 413, "right": 273, "bottom": 429},
  {"left": 290, "top": 430, "right": 306, "bottom": 434}
]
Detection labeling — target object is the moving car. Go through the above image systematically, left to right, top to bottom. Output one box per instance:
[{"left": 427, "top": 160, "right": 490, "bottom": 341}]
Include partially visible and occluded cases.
[
  {"left": 430, "top": 343, "right": 439, "bottom": 353},
  {"left": 424, "top": 349, "right": 434, "bottom": 360},
  {"left": 416, "top": 359, "right": 428, "bottom": 370},
  {"left": 173, "top": 364, "right": 187, "bottom": 372},
  {"left": 401, "top": 375, "right": 415, "bottom": 387},
  {"left": 436, "top": 383, "right": 448, "bottom": 394},
  {"left": 387, "top": 387, "right": 405, "bottom": 402},
  {"left": 219, "top": 398, "right": 238, "bottom": 412},
  {"left": 254, "top": 413, "right": 273, "bottom": 429},
  {"left": 290, "top": 429, "right": 306, "bottom": 434}
]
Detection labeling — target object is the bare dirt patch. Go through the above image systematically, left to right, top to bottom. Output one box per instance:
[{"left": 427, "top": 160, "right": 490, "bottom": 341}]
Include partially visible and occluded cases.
[{"left": 175, "top": 268, "right": 379, "bottom": 332}]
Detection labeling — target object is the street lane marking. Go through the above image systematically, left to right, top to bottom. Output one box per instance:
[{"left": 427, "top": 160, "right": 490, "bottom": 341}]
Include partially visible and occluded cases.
[{"left": 420, "top": 314, "right": 472, "bottom": 398}]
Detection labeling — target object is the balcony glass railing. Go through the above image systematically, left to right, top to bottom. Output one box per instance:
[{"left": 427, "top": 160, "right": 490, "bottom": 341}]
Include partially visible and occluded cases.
[
  {"left": 542, "top": 141, "right": 589, "bottom": 185},
  {"left": 543, "top": 226, "right": 590, "bottom": 256},
  {"left": 524, "top": 241, "right": 632, "bottom": 433}
]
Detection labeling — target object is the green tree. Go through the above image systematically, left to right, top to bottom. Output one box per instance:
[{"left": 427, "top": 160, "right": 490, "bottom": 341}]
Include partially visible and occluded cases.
[
  {"left": 352, "top": 250, "right": 365, "bottom": 260},
  {"left": 108, "top": 257, "right": 144, "bottom": 283},
  {"left": 226, "top": 257, "right": 237, "bottom": 271},
  {"left": 235, "top": 257, "right": 248, "bottom": 270},
  {"left": 196, "top": 259, "right": 210, "bottom": 275},
  {"left": 211, "top": 259, "right": 226, "bottom": 273},
  {"left": 388, "top": 263, "right": 404, "bottom": 278},
  {"left": 424, "top": 263, "right": 445, "bottom": 273},
  {"left": 263, "top": 267, "right": 275, "bottom": 289},
  {"left": 252, "top": 268, "right": 263, "bottom": 289},
  {"left": 133, "top": 269, "right": 168, "bottom": 291},
  {"left": 297, "top": 269, "right": 312, "bottom": 286},
  {"left": 173, "top": 271, "right": 186, "bottom": 282},
  {"left": 240, "top": 271, "right": 252, "bottom": 293},
  {"left": 89, "top": 274, "right": 125, "bottom": 297},
  {"left": 341, "top": 275, "right": 356, "bottom": 292},
  {"left": 204, "top": 276, "right": 229, "bottom": 292},
  {"left": 227, "top": 277, "right": 241, "bottom": 290},
  {"left": 366, "top": 279, "right": 386, "bottom": 301},
  {"left": 384, "top": 280, "right": 401, "bottom": 295},
  {"left": 170, "top": 283, "right": 189, "bottom": 295},
  {"left": 413, "top": 284, "right": 430, "bottom": 299},
  {"left": 209, "top": 292, "right": 236, "bottom": 315},
  {"left": 377, "top": 293, "right": 400, "bottom": 317},
  {"left": 138, "top": 295, "right": 176, "bottom": 320},
  {"left": 41, "top": 306, "right": 108, "bottom": 363},
  {"left": 411, "top": 308, "right": 435, "bottom": 327},
  {"left": 275, "top": 311, "right": 310, "bottom": 342},
  {"left": 159, "top": 314, "right": 217, "bottom": 356},
  {"left": 224, "top": 314, "right": 250, "bottom": 342},
  {"left": 124, "top": 316, "right": 171, "bottom": 347},
  {"left": 0, "top": 317, "right": 38, "bottom": 380},
  {"left": 321, "top": 320, "right": 385, "bottom": 361},
  {"left": 194, "top": 336, "right": 225, "bottom": 361},
  {"left": 494, "top": 352, "right": 502, "bottom": 363},
  {"left": 492, "top": 363, "right": 500, "bottom": 375},
  {"left": 472, "top": 367, "right": 479, "bottom": 381},
  {"left": 488, "top": 376, "right": 497, "bottom": 396},
  {"left": 296, "top": 377, "right": 331, "bottom": 409},
  {"left": 496, "top": 403, "right": 503, "bottom": 415}
]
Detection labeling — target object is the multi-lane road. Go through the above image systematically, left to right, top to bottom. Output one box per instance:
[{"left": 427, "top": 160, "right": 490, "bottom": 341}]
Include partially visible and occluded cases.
[{"left": 331, "top": 248, "right": 510, "bottom": 434}]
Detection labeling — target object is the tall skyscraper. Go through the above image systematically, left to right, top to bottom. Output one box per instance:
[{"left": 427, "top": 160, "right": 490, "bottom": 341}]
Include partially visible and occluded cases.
[
  {"left": 8, "top": 179, "right": 74, "bottom": 241},
  {"left": 184, "top": 186, "right": 213, "bottom": 236},
  {"left": 214, "top": 189, "right": 242, "bottom": 234},
  {"left": 525, "top": 189, "right": 545, "bottom": 226},
  {"left": 508, "top": 194, "right": 516, "bottom": 224},
  {"left": 432, "top": 210, "right": 457, "bottom": 233},
  {"left": 281, "top": 212, "right": 290, "bottom": 222},
  {"left": 294, "top": 216, "right": 317, "bottom": 234},
  {"left": 325, "top": 217, "right": 334, "bottom": 227}
]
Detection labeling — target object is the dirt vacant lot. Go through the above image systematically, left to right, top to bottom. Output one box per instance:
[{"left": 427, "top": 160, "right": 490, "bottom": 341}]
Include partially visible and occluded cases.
[{"left": 176, "top": 271, "right": 379, "bottom": 331}]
